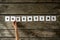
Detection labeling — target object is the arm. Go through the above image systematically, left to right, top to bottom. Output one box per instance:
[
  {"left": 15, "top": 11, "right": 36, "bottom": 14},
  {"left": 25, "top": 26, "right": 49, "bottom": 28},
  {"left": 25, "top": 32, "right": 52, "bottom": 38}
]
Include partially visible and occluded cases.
[{"left": 12, "top": 21, "right": 19, "bottom": 40}]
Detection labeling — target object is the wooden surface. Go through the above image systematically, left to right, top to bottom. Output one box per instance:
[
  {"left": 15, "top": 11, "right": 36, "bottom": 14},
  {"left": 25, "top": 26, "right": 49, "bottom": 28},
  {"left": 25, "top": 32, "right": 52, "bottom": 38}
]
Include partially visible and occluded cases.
[{"left": 0, "top": 0, "right": 60, "bottom": 40}]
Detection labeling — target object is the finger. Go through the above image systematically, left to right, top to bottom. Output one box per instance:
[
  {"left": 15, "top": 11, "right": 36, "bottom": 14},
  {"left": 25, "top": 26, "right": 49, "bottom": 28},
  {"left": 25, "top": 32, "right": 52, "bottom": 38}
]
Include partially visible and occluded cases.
[{"left": 12, "top": 21, "right": 17, "bottom": 28}]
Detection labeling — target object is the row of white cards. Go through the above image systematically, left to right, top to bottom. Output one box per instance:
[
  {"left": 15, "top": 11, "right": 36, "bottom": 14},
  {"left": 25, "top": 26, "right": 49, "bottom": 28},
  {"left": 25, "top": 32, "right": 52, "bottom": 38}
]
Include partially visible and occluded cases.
[{"left": 5, "top": 16, "right": 56, "bottom": 22}]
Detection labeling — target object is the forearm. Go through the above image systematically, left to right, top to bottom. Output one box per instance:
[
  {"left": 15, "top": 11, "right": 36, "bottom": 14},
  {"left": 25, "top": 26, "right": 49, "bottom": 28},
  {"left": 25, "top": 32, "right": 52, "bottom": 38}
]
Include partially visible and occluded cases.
[
  {"left": 12, "top": 21, "right": 19, "bottom": 40},
  {"left": 15, "top": 26, "right": 19, "bottom": 40}
]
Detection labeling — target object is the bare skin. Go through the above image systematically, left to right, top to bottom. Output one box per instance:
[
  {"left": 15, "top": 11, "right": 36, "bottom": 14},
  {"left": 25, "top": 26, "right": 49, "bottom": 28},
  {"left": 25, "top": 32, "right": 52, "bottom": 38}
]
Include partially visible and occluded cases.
[{"left": 12, "top": 21, "right": 19, "bottom": 40}]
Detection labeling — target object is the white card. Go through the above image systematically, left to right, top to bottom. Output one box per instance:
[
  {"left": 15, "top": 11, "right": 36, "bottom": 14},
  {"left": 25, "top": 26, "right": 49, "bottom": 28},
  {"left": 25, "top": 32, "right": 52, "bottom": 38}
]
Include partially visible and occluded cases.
[
  {"left": 5, "top": 16, "right": 10, "bottom": 22},
  {"left": 11, "top": 16, "right": 15, "bottom": 22},
  {"left": 16, "top": 16, "right": 20, "bottom": 22},
  {"left": 22, "top": 16, "right": 26, "bottom": 22},
  {"left": 27, "top": 16, "right": 32, "bottom": 22},
  {"left": 33, "top": 16, "right": 38, "bottom": 21},
  {"left": 40, "top": 16, "right": 44, "bottom": 21},
  {"left": 46, "top": 16, "right": 50, "bottom": 21},
  {"left": 51, "top": 16, "right": 56, "bottom": 21}
]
